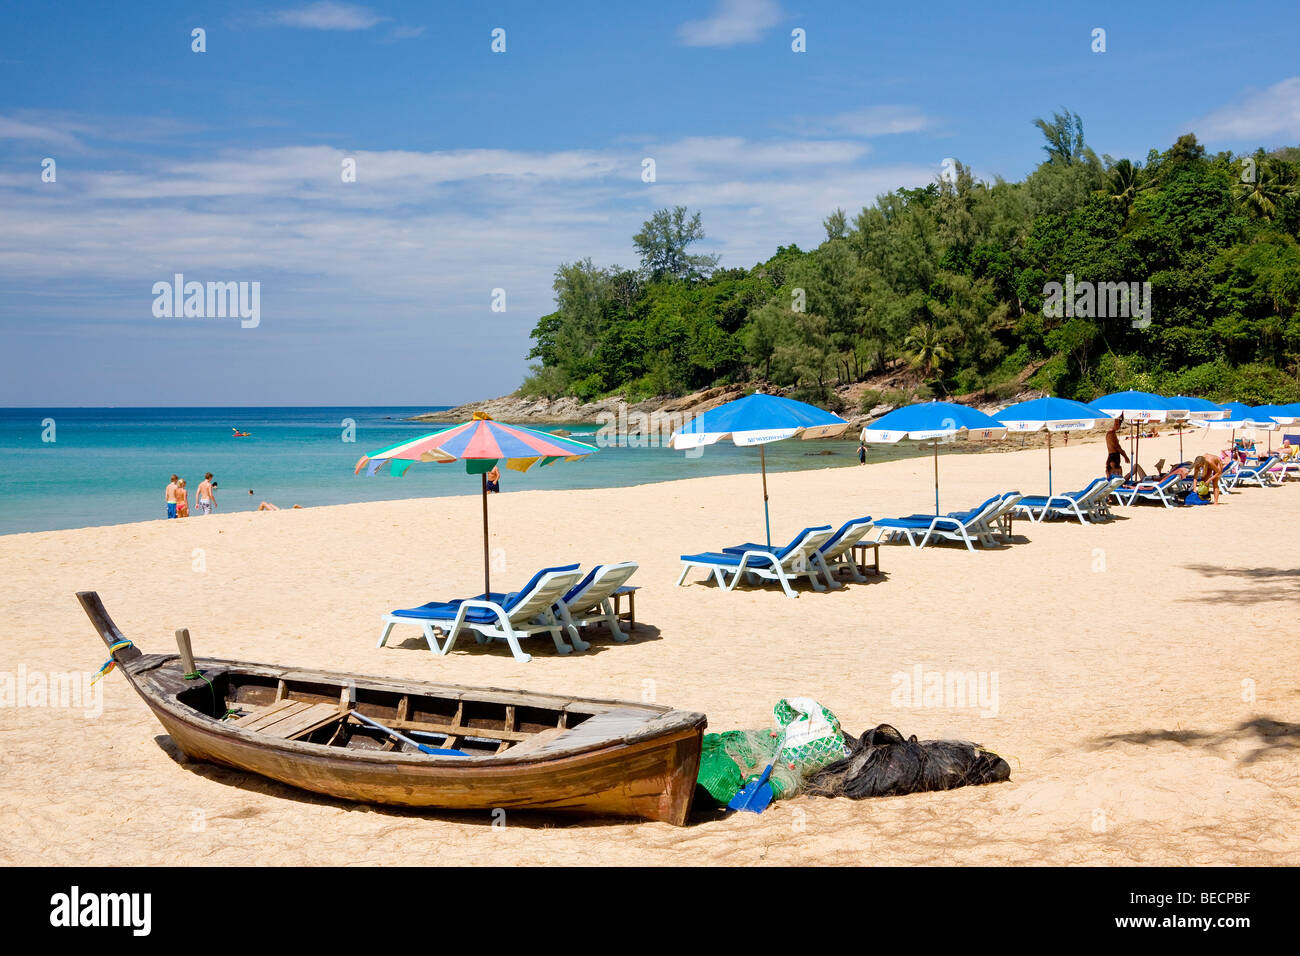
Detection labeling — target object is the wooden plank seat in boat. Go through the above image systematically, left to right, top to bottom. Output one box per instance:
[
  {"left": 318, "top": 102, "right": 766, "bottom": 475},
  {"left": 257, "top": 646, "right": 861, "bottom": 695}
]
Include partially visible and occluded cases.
[
  {"left": 232, "top": 699, "right": 343, "bottom": 740},
  {"left": 498, "top": 708, "right": 654, "bottom": 759}
]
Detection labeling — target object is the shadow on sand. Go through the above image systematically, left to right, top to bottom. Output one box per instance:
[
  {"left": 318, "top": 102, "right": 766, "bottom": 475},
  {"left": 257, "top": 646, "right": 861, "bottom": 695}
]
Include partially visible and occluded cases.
[
  {"left": 1181, "top": 564, "right": 1300, "bottom": 605},
  {"left": 1088, "top": 717, "right": 1300, "bottom": 765}
]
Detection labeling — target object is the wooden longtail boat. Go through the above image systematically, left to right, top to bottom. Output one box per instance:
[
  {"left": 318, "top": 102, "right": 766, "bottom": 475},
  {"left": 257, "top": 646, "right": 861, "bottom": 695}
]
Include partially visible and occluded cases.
[{"left": 78, "top": 591, "right": 706, "bottom": 825}]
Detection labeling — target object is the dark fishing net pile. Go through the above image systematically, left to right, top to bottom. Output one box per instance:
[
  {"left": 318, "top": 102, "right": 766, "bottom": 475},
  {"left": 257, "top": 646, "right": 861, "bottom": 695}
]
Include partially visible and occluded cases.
[{"left": 806, "top": 724, "right": 1011, "bottom": 799}]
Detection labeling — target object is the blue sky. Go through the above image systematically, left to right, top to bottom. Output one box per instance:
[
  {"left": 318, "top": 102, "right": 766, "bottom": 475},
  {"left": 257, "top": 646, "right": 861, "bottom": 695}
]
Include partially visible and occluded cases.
[{"left": 3, "top": 0, "right": 1299, "bottom": 406}]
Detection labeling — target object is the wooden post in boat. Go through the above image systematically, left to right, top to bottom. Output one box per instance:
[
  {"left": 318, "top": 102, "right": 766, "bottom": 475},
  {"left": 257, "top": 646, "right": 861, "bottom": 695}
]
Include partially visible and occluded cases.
[{"left": 175, "top": 627, "right": 198, "bottom": 678}]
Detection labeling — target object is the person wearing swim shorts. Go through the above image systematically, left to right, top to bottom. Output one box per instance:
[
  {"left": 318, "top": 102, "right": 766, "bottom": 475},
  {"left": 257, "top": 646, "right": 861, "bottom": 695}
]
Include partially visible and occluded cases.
[
  {"left": 1104, "top": 416, "right": 1129, "bottom": 478},
  {"left": 197, "top": 472, "right": 216, "bottom": 514},
  {"left": 165, "top": 474, "right": 179, "bottom": 518}
]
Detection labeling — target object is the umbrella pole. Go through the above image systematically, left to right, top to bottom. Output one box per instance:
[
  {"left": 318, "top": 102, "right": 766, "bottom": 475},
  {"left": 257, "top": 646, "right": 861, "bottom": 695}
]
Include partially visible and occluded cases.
[
  {"left": 1047, "top": 432, "right": 1053, "bottom": 496},
  {"left": 933, "top": 442, "right": 940, "bottom": 515},
  {"left": 760, "top": 445, "right": 771, "bottom": 548},
  {"left": 481, "top": 473, "right": 490, "bottom": 597}
]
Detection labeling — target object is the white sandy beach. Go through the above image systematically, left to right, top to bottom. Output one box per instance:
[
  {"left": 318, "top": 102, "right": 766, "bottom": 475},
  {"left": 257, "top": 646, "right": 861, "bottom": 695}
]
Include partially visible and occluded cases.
[{"left": 1, "top": 430, "right": 1297, "bottom": 866}]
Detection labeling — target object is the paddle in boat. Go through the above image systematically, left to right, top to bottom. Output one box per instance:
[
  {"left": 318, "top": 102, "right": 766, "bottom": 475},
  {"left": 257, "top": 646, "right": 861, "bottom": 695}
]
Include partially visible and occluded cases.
[{"left": 78, "top": 591, "right": 706, "bottom": 825}]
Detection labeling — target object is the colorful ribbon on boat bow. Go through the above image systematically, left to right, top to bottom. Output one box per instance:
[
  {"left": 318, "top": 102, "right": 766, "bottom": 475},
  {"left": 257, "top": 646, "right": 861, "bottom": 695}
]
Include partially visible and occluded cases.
[{"left": 91, "top": 639, "right": 134, "bottom": 685}]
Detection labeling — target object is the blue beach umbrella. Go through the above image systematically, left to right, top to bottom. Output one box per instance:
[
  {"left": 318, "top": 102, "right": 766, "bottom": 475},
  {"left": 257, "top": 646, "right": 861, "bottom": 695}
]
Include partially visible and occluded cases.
[
  {"left": 668, "top": 392, "right": 849, "bottom": 546},
  {"left": 1167, "top": 396, "right": 1226, "bottom": 461},
  {"left": 1170, "top": 396, "right": 1227, "bottom": 420},
  {"left": 993, "top": 397, "right": 1110, "bottom": 495},
  {"left": 860, "top": 401, "right": 1007, "bottom": 514},
  {"left": 1189, "top": 402, "right": 1276, "bottom": 460},
  {"left": 1204, "top": 403, "right": 1277, "bottom": 428},
  {"left": 1244, "top": 404, "right": 1296, "bottom": 453},
  {"left": 1251, "top": 404, "right": 1299, "bottom": 425}
]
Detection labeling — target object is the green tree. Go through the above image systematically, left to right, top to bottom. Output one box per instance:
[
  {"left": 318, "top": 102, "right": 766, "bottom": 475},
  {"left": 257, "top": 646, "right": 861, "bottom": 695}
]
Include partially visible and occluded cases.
[
  {"left": 1233, "top": 156, "right": 1300, "bottom": 221},
  {"left": 632, "top": 206, "right": 720, "bottom": 281},
  {"left": 902, "top": 322, "right": 953, "bottom": 381}
]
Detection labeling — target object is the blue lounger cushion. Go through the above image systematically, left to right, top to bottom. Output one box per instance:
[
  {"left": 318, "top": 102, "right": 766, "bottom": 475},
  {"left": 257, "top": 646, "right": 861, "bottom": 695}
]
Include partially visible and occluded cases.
[
  {"left": 876, "top": 516, "right": 957, "bottom": 529},
  {"left": 720, "top": 526, "right": 831, "bottom": 558},
  {"left": 679, "top": 550, "right": 778, "bottom": 568},
  {"left": 391, "top": 563, "right": 581, "bottom": 621}
]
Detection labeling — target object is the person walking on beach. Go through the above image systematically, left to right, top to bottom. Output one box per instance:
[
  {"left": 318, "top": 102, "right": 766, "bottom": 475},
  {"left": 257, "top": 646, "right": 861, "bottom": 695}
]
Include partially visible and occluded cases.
[
  {"left": 1105, "top": 417, "right": 1129, "bottom": 479},
  {"left": 857, "top": 441, "right": 867, "bottom": 465},
  {"left": 485, "top": 465, "right": 501, "bottom": 493},
  {"left": 196, "top": 473, "right": 216, "bottom": 514},
  {"left": 165, "top": 474, "right": 179, "bottom": 519},
  {"left": 175, "top": 478, "right": 190, "bottom": 517}
]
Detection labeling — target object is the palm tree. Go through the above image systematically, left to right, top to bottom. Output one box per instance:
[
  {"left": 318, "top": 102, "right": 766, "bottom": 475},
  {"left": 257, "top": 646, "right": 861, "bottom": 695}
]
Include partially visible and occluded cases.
[
  {"left": 1104, "top": 159, "right": 1147, "bottom": 219},
  {"left": 1234, "top": 159, "right": 1300, "bottom": 221},
  {"left": 902, "top": 322, "right": 952, "bottom": 381}
]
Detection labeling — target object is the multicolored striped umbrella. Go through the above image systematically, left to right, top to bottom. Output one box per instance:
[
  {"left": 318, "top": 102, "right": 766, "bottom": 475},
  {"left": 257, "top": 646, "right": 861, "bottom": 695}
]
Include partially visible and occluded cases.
[{"left": 355, "top": 412, "right": 597, "bottom": 595}]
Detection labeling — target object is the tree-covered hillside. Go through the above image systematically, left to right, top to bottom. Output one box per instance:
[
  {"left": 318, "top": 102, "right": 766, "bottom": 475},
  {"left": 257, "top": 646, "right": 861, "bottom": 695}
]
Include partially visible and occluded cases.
[{"left": 522, "top": 112, "right": 1300, "bottom": 411}]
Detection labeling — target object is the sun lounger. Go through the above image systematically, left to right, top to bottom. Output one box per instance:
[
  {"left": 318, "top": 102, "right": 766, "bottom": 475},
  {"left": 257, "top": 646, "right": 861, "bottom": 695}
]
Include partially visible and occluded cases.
[
  {"left": 1230, "top": 455, "right": 1282, "bottom": 488},
  {"left": 1113, "top": 472, "right": 1189, "bottom": 507},
  {"left": 1015, "top": 477, "right": 1120, "bottom": 524},
  {"left": 981, "top": 492, "right": 1024, "bottom": 540},
  {"left": 873, "top": 495, "right": 1008, "bottom": 551},
  {"left": 812, "top": 516, "right": 876, "bottom": 583},
  {"left": 722, "top": 517, "right": 877, "bottom": 587},
  {"left": 677, "top": 526, "right": 835, "bottom": 598},
  {"left": 553, "top": 561, "right": 639, "bottom": 647},
  {"left": 377, "top": 564, "right": 585, "bottom": 663}
]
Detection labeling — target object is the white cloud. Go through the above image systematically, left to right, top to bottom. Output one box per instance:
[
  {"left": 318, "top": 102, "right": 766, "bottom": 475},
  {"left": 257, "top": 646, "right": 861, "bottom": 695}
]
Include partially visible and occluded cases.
[
  {"left": 678, "top": 0, "right": 782, "bottom": 48},
  {"left": 269, "top": 2, "right": 387, "bottom": 31},
  {"left": 387, "top": 25, "right": 427, "bottom": 41},
  {"left": 1191, "top": 77, "right": 1300, "bottom": 144},
  {"left": 812, "top": 106, "right": 935, "bottom": 137},
  {"left": 0, "top": 115, "right": 85, "bottom": 149},
  {"left": 0, "top": 132, "right": 934, "bottom": 400}
]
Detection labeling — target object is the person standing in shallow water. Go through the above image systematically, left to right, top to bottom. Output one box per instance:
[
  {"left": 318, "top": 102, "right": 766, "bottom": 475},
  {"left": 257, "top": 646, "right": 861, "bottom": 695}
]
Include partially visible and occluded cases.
[
  {"left": 857, "top": 441, "right": 867, "bottom": 465},
  {"left": 196, "top": 473, "right": 216, "bottom": 514},
  {"left": 164, "top": 475, "right": 179, "bottom": 519}
]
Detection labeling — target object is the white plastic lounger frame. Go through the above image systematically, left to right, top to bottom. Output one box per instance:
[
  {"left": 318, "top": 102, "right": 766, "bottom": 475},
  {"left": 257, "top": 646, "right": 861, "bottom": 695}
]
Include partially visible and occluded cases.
[
  {"left": 1233, "top": 456, "right": 1282, "bottom": 488},
  {"left": 1115, "top": 474, "right": 1188, "bottom": 508},
  {"left": 1015, "top": 479, "right": 1117, "bottom": 524},
  {"left": 981, "top": 492, "right": 1023, "bottom": 541},
  {"left": 874, "top": 496, "right": 1006, "bottom": 552},
  {"left": 816, "top": 519, "right": 876, "bottom": 584},
  {"left": 677, "top": 527, "right": 836, "bottom": 598},
  {"left": 554, "top": 561, "right": 639, "bottom": 646},
  {"left": 377, "top": 568, "right": 584, "bottom": 664}
]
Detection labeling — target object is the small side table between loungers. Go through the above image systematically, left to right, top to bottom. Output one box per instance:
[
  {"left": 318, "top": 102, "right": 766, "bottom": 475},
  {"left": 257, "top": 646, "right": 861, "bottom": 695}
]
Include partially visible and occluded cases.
[
  {"left": 848, "top": 542, "right": 882, "bottom": 577},
  {"left": 612, "top": 585, "right": 638, "bottom": 630}
]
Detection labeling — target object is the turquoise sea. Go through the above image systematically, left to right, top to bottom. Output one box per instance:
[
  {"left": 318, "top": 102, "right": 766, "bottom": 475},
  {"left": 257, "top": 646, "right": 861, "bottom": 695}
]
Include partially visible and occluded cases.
[{"left": 0, "top": 406, "right": 929, "bottom": 536}]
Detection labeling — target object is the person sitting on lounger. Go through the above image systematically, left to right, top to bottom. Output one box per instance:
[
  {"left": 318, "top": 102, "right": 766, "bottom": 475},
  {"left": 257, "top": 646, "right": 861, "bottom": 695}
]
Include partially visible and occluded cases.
[{"left": 1192, "top": 455, "right": 1224, "bottom": 505}]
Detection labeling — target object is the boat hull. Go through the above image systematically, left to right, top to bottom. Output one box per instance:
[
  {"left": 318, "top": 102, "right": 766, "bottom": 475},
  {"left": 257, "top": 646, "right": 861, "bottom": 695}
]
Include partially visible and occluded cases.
[
  {"left": 78, "top": 590, "right": 705, "bottom": 826},
  {"left": 147, "top": 697, "right": 703, "bottom": 824}
]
